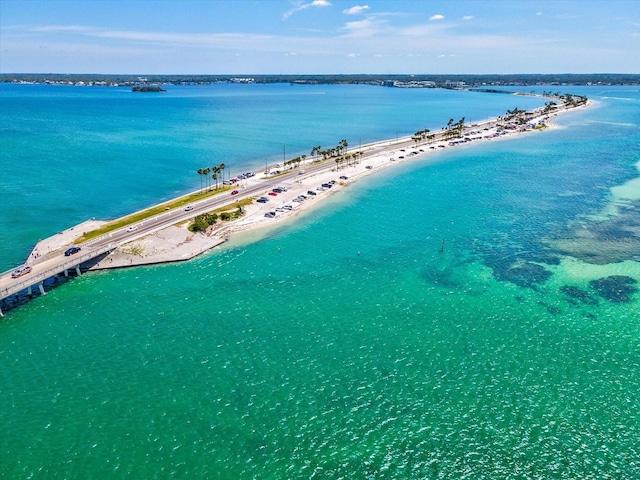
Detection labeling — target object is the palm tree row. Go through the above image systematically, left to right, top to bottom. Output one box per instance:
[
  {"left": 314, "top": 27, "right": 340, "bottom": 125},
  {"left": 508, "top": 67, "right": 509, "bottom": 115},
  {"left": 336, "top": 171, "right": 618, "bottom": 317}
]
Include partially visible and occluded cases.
[
  {"left": 442, "top": 117, "right": 465, "bottom": 140},
  {"left": 412, "top": 128, "right": 431, "bottom": 145},
  {"left": 310, "top": 138, "right": 350, "bottom": 162},
  {"left": 334, "top": 150, "right": 364, "bottom": 170},
  {"left": 283, "top": 155, "right": 306, "bottom": 170},
  {"left": 196, "top": 162, "right": 226, "bottom": 194}
]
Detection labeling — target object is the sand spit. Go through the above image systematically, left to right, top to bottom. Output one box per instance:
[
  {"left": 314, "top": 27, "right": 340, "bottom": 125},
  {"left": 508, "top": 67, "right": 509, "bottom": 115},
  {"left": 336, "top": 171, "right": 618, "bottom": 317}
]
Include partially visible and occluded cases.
[{"left": 25, "top": 99, "right": 589, "bottom": 271}]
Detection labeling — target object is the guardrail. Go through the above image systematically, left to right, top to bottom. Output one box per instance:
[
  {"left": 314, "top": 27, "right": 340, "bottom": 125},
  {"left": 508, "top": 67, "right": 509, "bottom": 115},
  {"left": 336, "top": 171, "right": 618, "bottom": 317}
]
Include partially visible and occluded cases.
[{"left": 1, "top": 244, "right": 114, "bottom": 300}]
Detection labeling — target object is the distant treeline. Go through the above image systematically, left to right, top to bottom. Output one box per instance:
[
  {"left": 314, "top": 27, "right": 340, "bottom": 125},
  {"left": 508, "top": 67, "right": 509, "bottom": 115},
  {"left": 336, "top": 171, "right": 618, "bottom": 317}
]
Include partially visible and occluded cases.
[{"left": 1, "top": 73, "right": 639, "bottom": 86}]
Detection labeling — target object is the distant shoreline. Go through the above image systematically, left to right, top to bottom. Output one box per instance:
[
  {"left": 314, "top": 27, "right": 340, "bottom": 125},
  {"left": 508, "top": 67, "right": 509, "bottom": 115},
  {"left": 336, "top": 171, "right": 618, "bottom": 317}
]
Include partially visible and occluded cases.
[{"left": 2, "top": 73, "right": 639, "bottom": 87}]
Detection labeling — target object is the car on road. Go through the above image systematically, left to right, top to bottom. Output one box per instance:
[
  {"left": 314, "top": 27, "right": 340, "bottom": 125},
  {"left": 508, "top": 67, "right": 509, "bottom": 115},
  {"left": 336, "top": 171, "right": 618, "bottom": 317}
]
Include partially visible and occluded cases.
[
  {"left": 339, "top": 175, "right": 348, "bottom": 180},
  {"left": 231, "top": 190, "right": 239, "bottom": 195},
  {"left": 306, "top": 190, "right": 317, "bottom": 196},
  {"left": 268, "top": 191, "right": 278, "bottom": 196},
  {"left": 256, "top": 197, "right": 269, "bottom": 203},
  {"left": 184, "top": 205, "right": 194, "bottom": 211},
  {"left": 126, "top": 226, "right": 138, "bottom": 232},
  {"left": 64, "top": 246, "right": 81, "bottom": 256},
  {"left": 11, "top": 265, "right": 32, "bottom": 278}
]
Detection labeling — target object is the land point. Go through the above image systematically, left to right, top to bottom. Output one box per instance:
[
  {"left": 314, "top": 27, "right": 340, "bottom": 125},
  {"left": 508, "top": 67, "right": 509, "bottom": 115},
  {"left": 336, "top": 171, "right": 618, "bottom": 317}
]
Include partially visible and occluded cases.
[{"left": 0, "top": 92, "right": 589, "bottom": 315}]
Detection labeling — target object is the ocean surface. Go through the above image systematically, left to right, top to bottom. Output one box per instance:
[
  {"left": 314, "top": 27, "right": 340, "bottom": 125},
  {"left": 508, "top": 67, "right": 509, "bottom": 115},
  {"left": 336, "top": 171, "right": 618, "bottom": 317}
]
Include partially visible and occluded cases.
[{"left": 1, "top": 83, "right": 639, "bottom": 478}]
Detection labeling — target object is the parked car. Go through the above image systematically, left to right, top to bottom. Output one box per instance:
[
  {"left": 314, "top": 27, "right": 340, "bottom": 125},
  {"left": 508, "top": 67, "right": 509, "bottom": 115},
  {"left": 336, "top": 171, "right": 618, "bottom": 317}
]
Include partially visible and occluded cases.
[
  {"left": 339, "top": 175, "right": 348, "bottom": 180},
  {"left": 306, "top": 190, "right": 317, "bottom": 196},
  {"left": 268, "top": 192, "right": 278, "bottom": 196},
  {"left": 256, "top": 197, "right": 269, "bottom": 203},
  {"left": 264, "top": 212, "right": 276, "bottom": 218},
  {"left": 64, "top": 246, "right": 81, "bottom": 256},
  {"left": 11, "top": 265, "right": 32, "bottom": 278}
]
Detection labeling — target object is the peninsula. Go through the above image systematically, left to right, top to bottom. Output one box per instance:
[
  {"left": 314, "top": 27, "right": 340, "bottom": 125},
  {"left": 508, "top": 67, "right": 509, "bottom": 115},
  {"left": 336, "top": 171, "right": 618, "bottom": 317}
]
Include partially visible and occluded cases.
[{"left": 0, "top": 92, "right": 589, "bottom": 316}]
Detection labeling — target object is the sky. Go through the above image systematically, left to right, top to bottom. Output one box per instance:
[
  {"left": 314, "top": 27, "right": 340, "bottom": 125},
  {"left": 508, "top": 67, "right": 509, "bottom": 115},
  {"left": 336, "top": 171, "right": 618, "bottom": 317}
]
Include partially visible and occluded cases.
[{"left": 0, "top": 0, "right": 638, "bottom": 74}]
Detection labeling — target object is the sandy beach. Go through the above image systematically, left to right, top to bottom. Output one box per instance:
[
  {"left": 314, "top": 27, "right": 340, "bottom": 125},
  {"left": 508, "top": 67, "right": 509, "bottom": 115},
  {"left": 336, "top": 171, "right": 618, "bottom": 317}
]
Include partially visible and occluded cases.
[{"left": 24, "top": 97, "right": 589, "bottom": 272}]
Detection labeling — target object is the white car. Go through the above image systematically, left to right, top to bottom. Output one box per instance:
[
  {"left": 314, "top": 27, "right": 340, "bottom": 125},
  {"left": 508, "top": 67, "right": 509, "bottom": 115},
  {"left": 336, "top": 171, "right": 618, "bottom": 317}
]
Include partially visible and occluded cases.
[{"left": 126, "top": 226, "right": 138, "bottom": 232}]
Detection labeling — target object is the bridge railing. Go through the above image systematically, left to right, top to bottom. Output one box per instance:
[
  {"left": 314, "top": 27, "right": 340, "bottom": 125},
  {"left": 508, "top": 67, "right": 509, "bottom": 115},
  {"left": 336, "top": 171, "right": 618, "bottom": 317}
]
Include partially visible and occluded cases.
[{"left": 1, "top": 245, "right": 114, "bottom": 300}]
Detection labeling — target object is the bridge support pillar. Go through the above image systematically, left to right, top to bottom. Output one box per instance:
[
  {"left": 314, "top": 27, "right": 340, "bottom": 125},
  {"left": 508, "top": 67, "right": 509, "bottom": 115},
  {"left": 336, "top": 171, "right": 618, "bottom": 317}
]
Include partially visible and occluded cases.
[
  {"left": 75, "top": 266, "right": 82, "bottom": 275},
  {"left": 64, "top": 269, "right": 69, "bottom": 277},
  {"left": 38, "top": 282, "right": 46, "bottom": 295},
  {"left": 27, "top": 286, "right": 32, "bottom": 297}
]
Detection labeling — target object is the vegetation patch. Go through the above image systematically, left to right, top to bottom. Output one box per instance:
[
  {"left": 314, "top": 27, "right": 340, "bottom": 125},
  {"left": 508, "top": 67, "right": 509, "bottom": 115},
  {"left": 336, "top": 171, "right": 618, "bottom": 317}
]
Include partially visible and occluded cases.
[
  {"left": 74, "top": 187, "right": 231, "bottom": 243},
  {"left": 189, "top": 201, "right": 249, "bottom": 233},
  {"left": 120, "top": 244, "right": 145, "bottom": 257},
  {"left": 491, "top": 260, "right": 552, "bottom": 289},
  {"left": 589, "top": 275, "right": 637, "bottom": 304},
  {"left": 560, "top": 285, "right": 598, "bottom": 305}
]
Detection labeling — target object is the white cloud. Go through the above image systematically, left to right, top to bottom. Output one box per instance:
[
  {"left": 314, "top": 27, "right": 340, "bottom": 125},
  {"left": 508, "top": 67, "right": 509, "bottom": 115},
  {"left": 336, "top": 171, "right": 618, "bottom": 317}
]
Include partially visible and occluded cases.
[
  {"left": 284, "top": 0, "right": 332, "bottom": 20},
  {"left": 343, "top": 5, "right": 369, "bottom": 15},
  {"left": 429, "top": 14, "right": 444, "bottom": 21},
  {"left": 462, "top": 16, "right": 474, "bottom": 21},
  {"left": 342, "top": 17, "right": 387, "bottom": 37},
  {"left": 347, "top": 53, "right": 359, "bottom": 57}
]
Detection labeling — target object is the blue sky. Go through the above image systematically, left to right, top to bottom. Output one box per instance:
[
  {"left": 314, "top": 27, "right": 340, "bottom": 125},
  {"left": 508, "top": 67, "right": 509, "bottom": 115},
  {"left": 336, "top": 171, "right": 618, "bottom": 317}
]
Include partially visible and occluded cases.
[{"left": 1, "top": 0, "right": 638, "bottom": 74}]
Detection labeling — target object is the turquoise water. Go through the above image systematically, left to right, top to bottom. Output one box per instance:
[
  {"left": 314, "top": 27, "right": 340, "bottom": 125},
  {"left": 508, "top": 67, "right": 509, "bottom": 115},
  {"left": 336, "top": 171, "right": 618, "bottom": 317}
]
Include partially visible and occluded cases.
[{"left": 1, "top": 84, "right": 639, "bottom": 478}]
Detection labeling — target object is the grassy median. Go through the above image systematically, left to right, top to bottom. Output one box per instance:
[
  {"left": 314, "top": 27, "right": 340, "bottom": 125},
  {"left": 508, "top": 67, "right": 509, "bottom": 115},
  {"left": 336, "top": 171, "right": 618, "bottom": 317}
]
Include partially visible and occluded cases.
[{"left": 74, "top": 187, "right": 252, "bottom": 244}]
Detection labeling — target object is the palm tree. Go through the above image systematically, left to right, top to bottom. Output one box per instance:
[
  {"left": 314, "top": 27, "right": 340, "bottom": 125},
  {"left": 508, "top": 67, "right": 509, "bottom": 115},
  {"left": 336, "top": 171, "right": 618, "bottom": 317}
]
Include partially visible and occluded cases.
[
  {"left": 311, "top": 145, "right": 321, "bottom": 161},
  {"left": 219, "top": 163, "right": 226, "bottom": 185},
  {"left": 203, "top": 167, "right": 211, "bottom": 191},
  {"left": 197, "top": 168, "right": 204, "bottom": 194},
  {"left": 212, "top": 169, "right": 218, "bottom": 190}
]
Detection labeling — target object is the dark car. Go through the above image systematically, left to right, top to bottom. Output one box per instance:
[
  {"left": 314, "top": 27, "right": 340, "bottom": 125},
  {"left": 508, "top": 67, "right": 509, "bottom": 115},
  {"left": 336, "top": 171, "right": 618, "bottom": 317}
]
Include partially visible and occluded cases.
[
  {"left": 231, "top": 190, "right": 239, "bottom": 195},
  {"left": 306, "top": 190, "right": 317, "bottom": 196},
  {"left": 256, "top": 196, "right": 269, "bottom": 203},
  {"left": 64, "top": 246, "right": 81, "bottom": 256}
]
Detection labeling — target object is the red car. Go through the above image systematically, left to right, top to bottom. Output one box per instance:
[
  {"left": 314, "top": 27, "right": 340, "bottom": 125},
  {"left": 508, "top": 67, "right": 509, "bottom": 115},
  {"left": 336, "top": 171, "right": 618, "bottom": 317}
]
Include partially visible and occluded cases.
[
  {"left": 231, "top": 190, "right": 239, "bottom": 195},
  {"left": 268, "top": 191, "right": 278, "bottom": 196}
]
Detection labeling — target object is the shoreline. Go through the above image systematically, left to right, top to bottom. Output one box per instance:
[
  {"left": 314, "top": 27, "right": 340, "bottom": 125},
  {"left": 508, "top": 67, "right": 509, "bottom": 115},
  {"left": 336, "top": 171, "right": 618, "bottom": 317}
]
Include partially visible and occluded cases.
[{"left": 16, "top": 97, "right": 591, "bottom": 272}]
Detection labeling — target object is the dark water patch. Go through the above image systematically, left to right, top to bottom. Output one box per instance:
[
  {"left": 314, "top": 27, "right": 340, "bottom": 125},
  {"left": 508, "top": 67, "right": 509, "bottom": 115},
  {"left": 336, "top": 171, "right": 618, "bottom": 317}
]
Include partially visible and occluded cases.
[
  {"left": 552, "top": 199, "right": 640, "bottom": 264},
  {"left": 489, "top": 260, "right": 552, "bottom": 289},
  {"left": 420, "top": 264, "right": 460, "bottom": 288},
  {"left": 589, "top": 275, "right": 638, "bottom": 304},
  {"left": 560, "top": 285, "right": 599, "bottom": 305},
  {"left": 537, "top": 301, "right": 561, "bottom": 316},
  {"left": 583, "top": 312, "right": 599, "bottom": 322}
]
